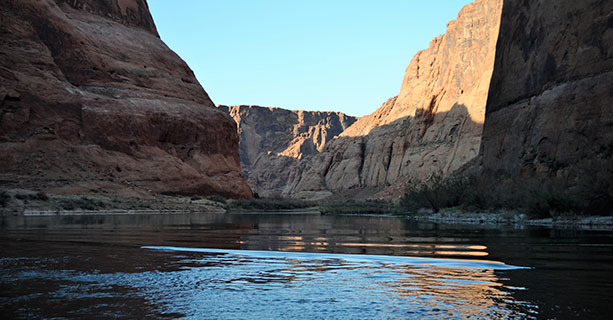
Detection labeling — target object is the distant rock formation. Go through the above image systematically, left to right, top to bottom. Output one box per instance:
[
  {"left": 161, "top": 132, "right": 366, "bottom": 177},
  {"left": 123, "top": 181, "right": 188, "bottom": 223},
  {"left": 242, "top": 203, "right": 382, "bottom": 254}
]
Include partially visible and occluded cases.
[
  {"left": 0, "top": 0, "right": 252, "bottom": 198},
  {"left": 283, "top": 0, "right": 503, "bottom": 200},
  {"left": 479, "top": 0, "right": 612, "bottom": 198},
  {"left": 218, "top": 105, "right": 356, "bottom": 198}
]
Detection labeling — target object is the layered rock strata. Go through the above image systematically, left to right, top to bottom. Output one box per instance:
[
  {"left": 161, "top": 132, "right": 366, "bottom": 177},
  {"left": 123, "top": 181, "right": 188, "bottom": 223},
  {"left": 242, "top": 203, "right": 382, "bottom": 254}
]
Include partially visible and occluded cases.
[
  {"left": 0, "top": 0, "right": 252, "bottom": 198},
  {"left": 283, "top": 0, "right": 503, "bottom": 200},
  {"left": 479, "top": 0, "right": 613, "bottom": 187},
  {"left": 218, "top": 105, "right": 356, "bottom": 197}
]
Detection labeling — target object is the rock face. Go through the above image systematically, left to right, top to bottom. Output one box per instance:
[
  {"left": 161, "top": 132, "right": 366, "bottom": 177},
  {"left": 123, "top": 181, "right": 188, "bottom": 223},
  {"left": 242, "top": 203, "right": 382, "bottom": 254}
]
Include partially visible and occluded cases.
[
  {"left": 0, "top": 0, "right": 252, "bottom": 198},
  {"left": 284, "top": 0, "right": 503, "bottom": 200},
  {"left": 479, "top": 1, "right": 613, "bottom": 187},
  {"left": 218, "top": 105, "right": 356, "bottom": 197}
]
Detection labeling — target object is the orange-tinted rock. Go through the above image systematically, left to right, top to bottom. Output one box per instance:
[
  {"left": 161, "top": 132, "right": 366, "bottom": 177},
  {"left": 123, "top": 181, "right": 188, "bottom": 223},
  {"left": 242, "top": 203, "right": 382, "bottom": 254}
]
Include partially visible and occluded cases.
[
  {"left": 0, "top": 0, "right": 252, "bottom": 199},
  {"left": 285, "top": 0, "right": 503, "bottom": 200},
  {"left": 479, "top": 0, "right": 613, "bottom": 181},
  {"left": 218, "top": 105, "right": 356, "bottom": 197}
]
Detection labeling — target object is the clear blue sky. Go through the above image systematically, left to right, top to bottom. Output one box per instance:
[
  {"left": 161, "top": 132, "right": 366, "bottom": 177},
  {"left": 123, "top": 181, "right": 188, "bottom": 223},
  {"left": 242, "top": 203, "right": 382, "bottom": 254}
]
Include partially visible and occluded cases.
[{"left": 148, "top": 1, "right": 473, "bottom": 117}]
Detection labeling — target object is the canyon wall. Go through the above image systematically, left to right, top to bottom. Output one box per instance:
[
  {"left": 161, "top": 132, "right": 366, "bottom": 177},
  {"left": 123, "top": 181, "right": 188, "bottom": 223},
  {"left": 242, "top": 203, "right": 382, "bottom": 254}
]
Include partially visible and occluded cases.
[
  {"left": 0, "top": 0, "right": 252, "bottom": 198},
  {"left": 283, "top": 0, "right": 503, "bottom": 200},
  {"left": 479, "top": 0, "right": 613, "bottom": 201},
  {"left": 218, "top": 105, "right": 356, "bottom": 197}
]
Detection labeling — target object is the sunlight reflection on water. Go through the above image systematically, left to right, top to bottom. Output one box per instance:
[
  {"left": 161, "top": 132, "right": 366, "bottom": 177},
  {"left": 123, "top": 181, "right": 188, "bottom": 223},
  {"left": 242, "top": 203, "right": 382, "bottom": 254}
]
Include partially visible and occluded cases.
[{"left": 132, "top": 246, "right": 534, "bottom": 319}]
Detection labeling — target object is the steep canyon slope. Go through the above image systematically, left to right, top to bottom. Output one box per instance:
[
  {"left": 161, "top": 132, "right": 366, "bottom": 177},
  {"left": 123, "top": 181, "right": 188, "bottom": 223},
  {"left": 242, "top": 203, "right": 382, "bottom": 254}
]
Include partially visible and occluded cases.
[
  {"left": 0, "top": 0, "right": 252, "bottom": 198},
  {"left": 283, "top": 0, "right": 503, "bottom": 200},
  {"left": 479, "top": 0, "right": 613, "bottom": 207},
  {"left": 218, "top": 105, "right": 356, "bottom": 198}
]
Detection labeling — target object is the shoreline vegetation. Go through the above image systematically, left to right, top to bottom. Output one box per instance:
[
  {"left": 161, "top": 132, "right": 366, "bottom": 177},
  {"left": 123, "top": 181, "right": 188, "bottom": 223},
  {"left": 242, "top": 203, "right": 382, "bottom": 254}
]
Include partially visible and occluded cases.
[
  {"left": 400, "top": 165, "right": 613, "bottom": 218},
  {"left": 2, "top": 187, "right": 612, "bottom": 230},
  {"left": 0, "top": 188, "right": 226, "bottom": 216}
]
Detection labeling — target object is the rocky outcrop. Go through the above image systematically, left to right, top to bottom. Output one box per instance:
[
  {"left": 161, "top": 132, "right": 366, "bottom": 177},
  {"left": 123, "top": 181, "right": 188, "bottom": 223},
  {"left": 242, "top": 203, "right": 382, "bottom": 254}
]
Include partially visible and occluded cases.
[
  {"left": 0, "top": 0, "right": 252, "bottom": 198},
  {"left": 284, "top": 0, "right": 503, "bottom": 200},
  {"left": 479, "top": 1, "right": 613, "bottom": 191},
  {"left": 218, "top": 105, "right": 356, "bottom": 197}
]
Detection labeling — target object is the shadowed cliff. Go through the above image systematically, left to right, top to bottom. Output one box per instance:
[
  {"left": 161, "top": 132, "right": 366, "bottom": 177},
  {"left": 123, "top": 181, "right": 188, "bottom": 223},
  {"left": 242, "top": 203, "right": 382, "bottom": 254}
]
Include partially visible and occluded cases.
[
  {"left": 477, "top": 0, "right": 613, "bottom": 214},
  {"left": 480, "top": 0, "right": 613, "bottom": 175}
]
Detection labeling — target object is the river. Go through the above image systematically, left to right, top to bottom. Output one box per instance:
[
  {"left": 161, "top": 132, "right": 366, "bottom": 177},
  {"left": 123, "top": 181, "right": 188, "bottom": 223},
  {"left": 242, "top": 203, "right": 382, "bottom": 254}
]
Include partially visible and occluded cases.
[{"left": 1, "top": 212, "right": 612, "bottom": 319}]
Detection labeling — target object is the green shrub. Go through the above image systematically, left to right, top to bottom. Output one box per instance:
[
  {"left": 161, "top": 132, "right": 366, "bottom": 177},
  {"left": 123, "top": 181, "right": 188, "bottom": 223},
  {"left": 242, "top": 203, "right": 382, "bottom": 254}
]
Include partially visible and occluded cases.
[
  {"left": 397, "top": 155, "right": 613, "bottom": 216},
  {"left": 574, "top": 158, "right": 613, "bottom": 215},
  {"left": 400, "top": 173, "right": 468, "bottom": 213},
  {"left": 0, "top": 191, "right": 10, "bottom": 207},
  {"left": 35, "top": 191, "right": 49, "bottom": 201},
  {"left": 527, "top": 191, "right": 581, "bottom": 218},
  {"left": 15, "top": 192, "right": 50, "bottom": 202},
  {"left": 585, "top": 192, "right": 613, "bottom": 216},
  {"left": 206, "top": 195, "right": 227, "bottom": 204},
  {"left": 59, "top": 196, "right": 106, "bottom": 210},
  {"left": 78, "top": 196, "right": 106, "bottom": 210},
  {"left": 77, "top": 197, "right": 97, "bottom": 210},
  {"left": 229, "top": 198, "right": 311, "bottom": 211},
  {"left": 59, "top": 199, "right": 76, "bottom": 210},
  {"left": 319, "top": 199, "right": 400, "bottom": 215}
]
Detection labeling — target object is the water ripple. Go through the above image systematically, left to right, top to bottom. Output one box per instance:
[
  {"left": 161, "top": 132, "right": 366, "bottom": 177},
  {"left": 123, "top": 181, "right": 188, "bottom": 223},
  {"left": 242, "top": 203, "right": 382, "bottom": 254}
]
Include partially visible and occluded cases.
[
  {"left": 130, "top": 246, "right": 535, "bottom": 319},
  {"left": 143, "top": 246, "right": 528, "bottom": 270}
]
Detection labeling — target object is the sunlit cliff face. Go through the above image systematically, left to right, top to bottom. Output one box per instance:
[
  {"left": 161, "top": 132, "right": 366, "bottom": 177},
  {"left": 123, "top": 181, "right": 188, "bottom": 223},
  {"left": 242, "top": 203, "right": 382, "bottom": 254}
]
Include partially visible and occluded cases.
[
  {"left": 277, "top": 0, "right": 504, "bottom": 200},
  {"left": 340, "top": 0, "right": 502, "bottom": 139}
]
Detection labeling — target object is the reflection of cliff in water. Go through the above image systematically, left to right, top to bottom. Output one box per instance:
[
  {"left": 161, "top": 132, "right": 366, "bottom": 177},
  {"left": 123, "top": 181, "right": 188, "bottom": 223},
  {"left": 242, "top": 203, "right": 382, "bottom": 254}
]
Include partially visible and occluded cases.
[{"left": 2, "top": 213, "right": 491, "bottom": 258}]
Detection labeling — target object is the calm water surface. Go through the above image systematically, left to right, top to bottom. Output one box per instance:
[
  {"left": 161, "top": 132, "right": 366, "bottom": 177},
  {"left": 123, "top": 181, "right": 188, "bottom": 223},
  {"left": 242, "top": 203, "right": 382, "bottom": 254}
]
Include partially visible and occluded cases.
[{"left": 1, "top": 212, "right": 612, "bottom": 319}]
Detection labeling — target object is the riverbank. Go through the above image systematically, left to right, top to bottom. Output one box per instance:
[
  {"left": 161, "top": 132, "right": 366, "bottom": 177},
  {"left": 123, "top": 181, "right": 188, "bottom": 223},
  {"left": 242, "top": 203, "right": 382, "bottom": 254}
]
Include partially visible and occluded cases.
[
  {"left": 0, "top": 188, "right": 226, "bottom": 216},
  {"left": 3, "top": 188, "right": 612, "bottom": 230},
  {"left": 408, "top": 210, "right": 613, "bottom": 230}
]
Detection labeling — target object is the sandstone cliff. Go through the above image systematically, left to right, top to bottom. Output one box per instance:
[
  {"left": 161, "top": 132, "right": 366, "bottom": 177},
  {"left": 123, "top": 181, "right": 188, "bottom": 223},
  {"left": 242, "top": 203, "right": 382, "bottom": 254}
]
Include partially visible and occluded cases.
[
  {"left": 0, "top": 0, "right": 252, "bottom": 198},
  {"left": 284, "top": 0, "right": 503, "bottom": 200},
  {"left": 479, "top": 0, "right": 612, "bottom": 205},
  {"left": 218, "top": 105, "right": 356, "bottom": 197}
]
